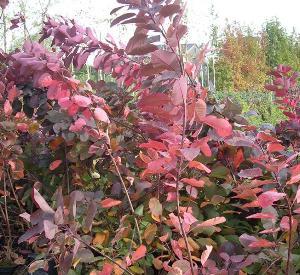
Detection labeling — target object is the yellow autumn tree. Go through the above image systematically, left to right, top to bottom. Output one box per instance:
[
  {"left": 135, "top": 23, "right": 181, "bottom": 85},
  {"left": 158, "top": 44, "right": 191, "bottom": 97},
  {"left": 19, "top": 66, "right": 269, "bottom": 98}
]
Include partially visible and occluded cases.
[{"left": 215, "top": 24, "right": 268, "bottom": 91}]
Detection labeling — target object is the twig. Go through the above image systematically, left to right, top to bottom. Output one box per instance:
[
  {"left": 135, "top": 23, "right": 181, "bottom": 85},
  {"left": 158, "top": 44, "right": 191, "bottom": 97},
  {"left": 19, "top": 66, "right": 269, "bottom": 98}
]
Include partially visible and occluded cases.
[
  {"left": 2, "top": 8, "right": 7, "bottom": 52},
  {"left": 174, "top": 99, "right": 195, "bottom": 274},
  {"left": 93, "top": 117, "right": 142, "bottom": 244},
  {"left": 105, "top": 143, "right": 142, "bottom": 245},
  {"left": 64, "top": 144, "right": 70, "bottom": 194},
  {"left": 6, "top": 168, "right": 23, "bottom": 212},
  {"left": 3, "top": 172, "right": 12, "bottom": 260},
  {"left": 273, "top": 173, "right": 293, "bottom": 275},
  {"left": 69, "top": 230, "right": 134, "bottom": 275},
  {"left": 262, "top": 257, "right": 282, "bottom": 275}
]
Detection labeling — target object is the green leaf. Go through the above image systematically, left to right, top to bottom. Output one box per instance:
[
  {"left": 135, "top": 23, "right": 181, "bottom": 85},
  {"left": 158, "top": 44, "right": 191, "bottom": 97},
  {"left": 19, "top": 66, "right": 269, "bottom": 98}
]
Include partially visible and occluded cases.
[{"left": 135, "top": 204, "right": 144, "bottom": 216}]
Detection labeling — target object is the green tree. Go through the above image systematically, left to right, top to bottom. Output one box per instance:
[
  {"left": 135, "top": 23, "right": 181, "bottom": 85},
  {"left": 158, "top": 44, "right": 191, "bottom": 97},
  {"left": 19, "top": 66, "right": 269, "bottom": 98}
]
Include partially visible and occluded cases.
[{"left": 263, "top": 18, "right": 300, "bottom": 70}]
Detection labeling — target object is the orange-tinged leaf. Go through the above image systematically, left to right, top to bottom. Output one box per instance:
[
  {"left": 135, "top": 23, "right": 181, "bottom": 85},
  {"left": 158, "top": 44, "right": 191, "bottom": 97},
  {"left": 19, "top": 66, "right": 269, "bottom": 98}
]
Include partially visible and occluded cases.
[
  {"left": 49, "top": 137, "right": 64, "bottom": 151},
  {"left": 233, "top": 148, "right": 244, "bottom": 169},
  {"left": 49, "top": 160, "right": 62, "bottom": 171},
  {"left": 188, "top": 161, "right": 211, "bottom": 173},
  {"left": 181, "top": 178, "right": 205, "bottom": 188},
  {"left": 149, "top": 197, "right": 162, "bottom": 217},
  {"left": 100, "top": 198, "right": 122, "bottom": 208},
  {"left": 196, "top": 216, "right": 226, "bottom": 228},
  {"left": 143, "top": 224, "right": 157, "bottom": 244},
  {"left": 93, "top": 231, "right": 110, "bottom": 246},
  {"left": 248, "top": 239, "right": 276, "bottom": 248},
  {"left": 131, "top": 245, "right": 146, "bottom": 263},
  {"left": 153, "top": 258, "right": 163, "bottom": 270},
  {"left": 113, "top": 259, "right": 126, "bottom": 275},
  {"left": 90, "top": 263, "right": 113, "bottom": 275}
]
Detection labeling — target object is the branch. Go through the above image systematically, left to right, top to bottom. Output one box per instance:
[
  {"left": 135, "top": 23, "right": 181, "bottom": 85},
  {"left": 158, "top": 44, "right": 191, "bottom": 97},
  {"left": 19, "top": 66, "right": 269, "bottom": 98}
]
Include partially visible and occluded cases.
[
  {"left": 105, "top": 143, "right": 142, "bottom": 245},
  {"left": 3, "top": 171, "right": 12, "bottom": 260},
  {"left": 69, "top": 230, "right": 134, "bottom": 275}
]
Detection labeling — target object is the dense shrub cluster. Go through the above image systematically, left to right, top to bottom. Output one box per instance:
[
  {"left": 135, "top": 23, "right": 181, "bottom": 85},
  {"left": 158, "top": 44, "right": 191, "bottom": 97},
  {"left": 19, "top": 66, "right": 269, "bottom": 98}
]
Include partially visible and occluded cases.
[{"left": 0, "top": 1, "right": 300, "bottom": 274}]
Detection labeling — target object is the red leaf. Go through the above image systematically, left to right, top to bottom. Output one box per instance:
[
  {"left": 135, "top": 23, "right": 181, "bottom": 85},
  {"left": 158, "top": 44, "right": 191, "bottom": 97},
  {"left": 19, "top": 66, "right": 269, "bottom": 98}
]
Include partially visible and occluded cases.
[
  {"left": 0, "top": 0, "right": 9, "bottom": 9},
  {"left": 160, "top": 4, "right": 181, "bottom": 17},
  {"left": 110, "top": 6, "right": 124, "bottom": 15},
  {"left": 111, "top": 13, "right": 136, "bottom": 27},
  {"left": 126, "top": 33, "right": 157, "bottom": 55},
  {"left": 151, "top": 49, "right": 181, "bottom": 73},
  {"left": 75, "top": 52, "right": 90, "bottom": 70},
  {"left": 171, "top": 76, "right": 187, "bottom": 105},
  {"left": 0, "top": 81, "right": 5, "bottom": 94},
  {"left": 8, "top": 86, "right": 19, "bottom": 102},
  {"left": 138, "top": 93, "right": 170, "bottom": 113},
  {"left": 73, "top": 95, "right": 91, "bottom": 107},
  {"left": 194, "top": 99, "right": 207, "bottom": 121},
  {"left": 4, "top": 100, "right": 12, "bottom": 116},
  {"left": 68, "top": 103, "right": 79, "bottom": 116},
  {"left": 94, "top": 108, "right": 110, "bottom": 123},
  {"left": 201, "top": 115, "right": 232, "bottom": 137},
  {"left": 69, "top": 118, "right": 86, "bottom": 132},
  {"left": 257, "top": 132, "right": 278, "bottom": 143},
  {"left": 191, "top": 137, "right": 212, "bottom": 157},
  {"left": 140, "top": 140, "right": 167, "bottom": 151},
  {"left": 267, "top": 142, "right": 285, "bottom": 153},
  {"left": 180, "top": 148, "right": 200, "bottom": 161},
  {"left": 233, "top": 148, "right": 244, "bottom": 169},
  {"left": 49, "top": 160, "right": 62, "bottom": 171},
  {"left": 188, "top": 161, "right": 211, "bottom": 173},
  {"left": 287, "top": 164, "right": 300, "bottom": 185},
  {"left": 238, "top": 168, "right": 263, "bottom": 179},
  {"left": 181, "top": 178, "right": 205, "bottom": 188},
  {"left": 296, "top": 186, "right": 300, "bottom": 203},
  {"left": 32, "top": 188, "right": 55, "bottom": 214},
  {"left": 257, "top": 191, "right": 286, "bottom": 208},
  {"left": 100, "top": 198, "right": 122, "bottom": 208},
  {"left": 183, "top": 212, "right": 198, "bottom": 225},
  {"left": 246, "top": 212, "right": 275, "bottom": 220},
  {"left": 280, "top": 216, "right": 298, "bottom": 232},
  {"left": 43, "top": 220, "right": 58, "bottom": 240},
  {"left": 18, "top": 224, "right": 43, "bottom": 244},
  {"left": 259, "top": 228, "right": 280, "bottom": 234},
  {"left": 248, "top": 239, "right": 276, "bottom": 248},
  {"left": 171, "top": 240, "right": 183, "bottom": 259},
  {"left": 131, "top": 245, "right": 146, "bottom": 263},
  {"left": 200, "top": 245, "right": 213, "bottom": 266},
  {"left": 99, "top": 263, "right": 114, "bottom": 275}
]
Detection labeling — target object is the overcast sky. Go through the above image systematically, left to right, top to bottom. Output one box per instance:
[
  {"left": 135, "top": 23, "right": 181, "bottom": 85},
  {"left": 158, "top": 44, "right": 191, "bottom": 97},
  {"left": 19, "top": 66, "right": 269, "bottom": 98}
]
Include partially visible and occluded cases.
[
  {"left": 3, "top": 0, "right": 300, "bottom": 48},
  {"left": 46, "top": 0, "right": 300, "bottom": 44}
]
